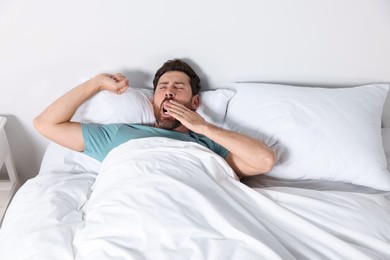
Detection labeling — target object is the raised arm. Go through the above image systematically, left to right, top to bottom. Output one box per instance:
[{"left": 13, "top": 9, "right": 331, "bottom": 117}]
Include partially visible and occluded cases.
[
  {"left": 33, "top": 73, "right": 128, "bottom": 151},
  {"left": 164, "top": 100, "right": 276, "bottom": 177}
]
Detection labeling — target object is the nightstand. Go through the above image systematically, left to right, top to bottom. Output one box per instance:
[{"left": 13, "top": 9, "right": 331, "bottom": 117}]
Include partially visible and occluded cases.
[{"left": 0, "top": 116, "right": 20, "bottom": 223}]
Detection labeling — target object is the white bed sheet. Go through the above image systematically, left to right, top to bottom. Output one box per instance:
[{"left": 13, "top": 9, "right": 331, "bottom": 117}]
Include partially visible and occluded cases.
[{"left": 0, "top": 130, "right": 389, "bottom": 259}]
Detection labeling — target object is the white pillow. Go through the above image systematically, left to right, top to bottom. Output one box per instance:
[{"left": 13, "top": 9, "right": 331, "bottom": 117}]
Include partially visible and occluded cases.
[
  {"left": 223, "top": 82, "right": 390, "bottom": 191},
  {"left": 73, "top": 88, "right": 155, "bottom": 124},
  {"left": 74, "top": 88, "right": 234, "bottom": 127},
  {"left": 198, "top": 89, "right": 235, "bottom": 127},
  {"left": 382, "top": 128, "right": 390, "bottom": 171}
]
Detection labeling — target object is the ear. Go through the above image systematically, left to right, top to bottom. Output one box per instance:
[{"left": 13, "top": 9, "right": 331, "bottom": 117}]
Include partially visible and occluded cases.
[{"left": 191, "top": 95, "right": 200, "bottom": 110}]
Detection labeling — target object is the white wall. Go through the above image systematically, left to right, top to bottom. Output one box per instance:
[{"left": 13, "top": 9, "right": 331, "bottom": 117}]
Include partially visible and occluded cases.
[{"left": 1, "top": 0, "right": 390, "bottom": 183}]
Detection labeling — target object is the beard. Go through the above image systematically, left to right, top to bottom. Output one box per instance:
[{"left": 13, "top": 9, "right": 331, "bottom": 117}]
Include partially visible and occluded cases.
[{"left": 153, "top": 97, "right": 191, "bottom": 130}]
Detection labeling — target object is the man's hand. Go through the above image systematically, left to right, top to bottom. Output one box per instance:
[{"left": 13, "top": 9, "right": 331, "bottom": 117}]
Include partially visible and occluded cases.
[
  {"left": 97, "top": 73, "right": 129, "bottom": 94},
  {"left": 164, "top": 100, "right": 208, "bottom": 134}
]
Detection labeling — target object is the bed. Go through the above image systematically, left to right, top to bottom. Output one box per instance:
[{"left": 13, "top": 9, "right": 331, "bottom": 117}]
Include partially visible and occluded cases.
[{"left": 0, "top": 82, "right": 390, "bottom": 260}]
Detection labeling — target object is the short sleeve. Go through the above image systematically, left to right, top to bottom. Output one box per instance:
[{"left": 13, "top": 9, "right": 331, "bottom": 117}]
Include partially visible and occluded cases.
[
  {"left": 81, "top": 123, "right": 121, "bottom": 161},
  {"left": 213, "top": 142, "right": 229, "bottom": 159}
]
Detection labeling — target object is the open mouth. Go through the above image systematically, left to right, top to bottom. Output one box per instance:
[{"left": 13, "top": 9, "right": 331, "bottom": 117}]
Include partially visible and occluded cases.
[
  {"left": 161, "top": 98, "right": 173, "bottom": 116},
  {"left": 161, "top": 102, "right": 171, "bottom": 117},
  {"left": 163, "top": 107, "right": 168, "bottom": 115}
]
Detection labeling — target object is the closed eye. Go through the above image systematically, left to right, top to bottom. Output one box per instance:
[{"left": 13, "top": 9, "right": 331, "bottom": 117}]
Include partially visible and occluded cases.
[{"left": 174, "top": 83, "right": 185, "bottom": 89}]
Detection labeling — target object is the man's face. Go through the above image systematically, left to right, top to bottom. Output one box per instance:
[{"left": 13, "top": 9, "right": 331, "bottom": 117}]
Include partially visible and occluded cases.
[{"left": 153, "top": 71, "right": 197, "bottom": 130}]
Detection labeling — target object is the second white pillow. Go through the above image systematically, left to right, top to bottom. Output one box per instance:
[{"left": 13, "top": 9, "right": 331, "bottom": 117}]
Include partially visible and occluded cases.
[{"left": 224, "top": 82, "right": 390, "bottom": 191}]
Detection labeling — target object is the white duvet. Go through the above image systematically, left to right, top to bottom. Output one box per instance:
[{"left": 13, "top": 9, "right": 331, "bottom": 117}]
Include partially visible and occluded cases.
[{"left": 1, "top": 137, "right": 390, "bottom": 260}]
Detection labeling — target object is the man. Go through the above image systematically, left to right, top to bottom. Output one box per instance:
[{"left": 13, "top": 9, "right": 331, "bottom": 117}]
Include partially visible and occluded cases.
[{"left": 33, "top": 59, "right": 275, "bottom": 177}]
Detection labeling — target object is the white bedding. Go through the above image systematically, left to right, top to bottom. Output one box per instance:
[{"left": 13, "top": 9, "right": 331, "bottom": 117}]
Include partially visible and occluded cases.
[{"left": 1, "top": 137, "right": 390, "bottom": 259}]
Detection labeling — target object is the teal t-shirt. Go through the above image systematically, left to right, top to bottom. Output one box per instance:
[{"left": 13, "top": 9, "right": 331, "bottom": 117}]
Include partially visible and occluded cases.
[{"left": 81, "top": 123, "right": 229, "bottom": 162}]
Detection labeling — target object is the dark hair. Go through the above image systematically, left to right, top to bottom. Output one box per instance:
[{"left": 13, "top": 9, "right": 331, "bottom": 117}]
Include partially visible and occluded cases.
[{"left": 153, "top": 59, "right": 201, "bottom": 95}]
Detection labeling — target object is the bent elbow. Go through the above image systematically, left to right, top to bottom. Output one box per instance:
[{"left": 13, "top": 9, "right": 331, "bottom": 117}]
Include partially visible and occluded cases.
[
  {"left": 33, "top": 116, "right": 49, "bottom": 137},
  {"left": 32, "top": 117, "right": 42, "bottom": 134},
  {"left": 241, "top": 150, "right": 276, "bottom": 177},
  {"left": 261, "top": 150, "right": 276, "bottom": 174},
  {"left": 269, "top": 151, "right": 277, "bottom": 171}
]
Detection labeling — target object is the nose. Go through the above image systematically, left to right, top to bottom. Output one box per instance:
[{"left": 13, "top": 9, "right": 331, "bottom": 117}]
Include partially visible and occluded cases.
[{"left": 165, "top": 92, "right": 174, "bottom": 99}]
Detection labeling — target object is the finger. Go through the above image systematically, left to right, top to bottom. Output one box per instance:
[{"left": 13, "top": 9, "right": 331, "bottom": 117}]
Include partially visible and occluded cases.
[
  {"left": 112, "top": 73, "right": 126, "bottom": 83},
  {"left": 115, "top": 73, "right": 126, "bottom": 81},
  {"left": 111, "top": 74, "right": 119, "bottom": 82},
  {"left": 115, "top": 76, "right": 128, "bottom": 87},
  {"left": 115, "top": 77, "right": 129, "bottom": 94},
  {"left": 120, "top": 77, "right": 129, "bottom": 87},
  {"left": 116, "top": 85, "right": 128, "bottom": 94},
  {"left": 166, "top": 100, "right": 191, "bottom": 113},
  {"left": 168, "top": 100, "right": 185, "bottom": 107},
  {"left": 164, "top": 102, "right": 188, "bottom": 116},
  {"left": 165, "top": 104, "right": 188, "bottom": 117},
  {"left": 165, "top": 105, "right": 184, "bottom": 117},
  {"left": 168, "top": 108, "right": 198, "bottom": 124}
]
